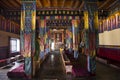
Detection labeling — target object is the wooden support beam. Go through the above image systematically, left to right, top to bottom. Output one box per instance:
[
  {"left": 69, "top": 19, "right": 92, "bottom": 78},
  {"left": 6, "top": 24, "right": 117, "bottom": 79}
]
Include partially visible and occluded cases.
[
  {"left": 1, "top": 0, "right": 13, "bottom": 9},
  {"left": 7, "top": 0, "right": 19, "bottom": 8},
  {"left": 14, "top": 0, "right": 21, "bottom": 7},
  {"left": 37, "top": 0, "right": 43, "bottom": 7},
  {"left": 47, "top": 0, "right": 51, "bottom": 7},
  {"left": 52, "top": 0, "right": 58, "bottom": 7},
  {"left": 56, "top": 0, "right": 58, "bottom": 7},
  {"left": 62, "top": 0, "right": 66, "bottom": 8},
  {"left": 71, "top": 0, "right": 75, "bottom": 8},
  {"left": 98, "top": 0, "right": 109, "bottom": 9},
  {"left": 106, "top": 0, "right": 119, "bottom": 9},
  {"left": 74, "top": 1, "right": 80, "bottom": 8},
  {"left": 79, "top": 1, "right": 84, "bottom": 10},
  {"left": 0, "top": 2, "right": 9, "bottom": 9}
]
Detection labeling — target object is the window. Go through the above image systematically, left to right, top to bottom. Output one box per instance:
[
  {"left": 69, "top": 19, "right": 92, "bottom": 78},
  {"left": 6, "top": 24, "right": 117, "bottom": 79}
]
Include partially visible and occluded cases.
[{"left": 10, "top": 38, "right": 20, "bottom": 53}]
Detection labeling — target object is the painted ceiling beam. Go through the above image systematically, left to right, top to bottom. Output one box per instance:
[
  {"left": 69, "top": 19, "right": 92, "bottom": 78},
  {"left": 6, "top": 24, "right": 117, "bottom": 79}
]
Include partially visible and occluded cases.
[
  {"left": 1, "top": 0, "right": 13, "bottom": 9},
  {"left": 7, "top": 0, "right": 19, "bottom": 8},
  {"left": 15, "top": 0, "right": 21, "bottom": 7},
  {"left": 38, "top": 0, "right": 43, "bottom": 7},
  {"left": 47, "top": 0, "right": 51, "bottom": 7},
  {"left": 56, "top": 0, "right": 58, "bottom": 7},
  {"left": 62, "top": 0, "right": 66, "bottom": 8},
  {"left": 71, "top": 0, "right": 75, "bottom": 8},
  {"left": 98, "top": 0, "right": 109, "bottom": 9},
  {"left": 106, "top": 0, "right": 119, "bottom": 9},
  {"left": 74, "top": 1, "right": 80, "bottom": 8},
  {"left": 79, "top": 1, "right": 84, "bottom": 10},
  {"left": 0, "top": 2, "right": 9, "bottom": 9}
]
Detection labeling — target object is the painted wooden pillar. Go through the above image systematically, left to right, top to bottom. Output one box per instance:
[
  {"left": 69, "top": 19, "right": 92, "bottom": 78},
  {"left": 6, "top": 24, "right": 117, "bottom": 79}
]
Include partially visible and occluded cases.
[
  {"left": 21, "top": 0, "right": 36, "bottom": 78},
  {"left": 83, "top": 1, "right": 98, "bottom": 75},
  {"left": 39, "top": 19, "right": 45, "bottom": 59},
  {"left": 43, "top": 19, "right": 47, "bottom": 55},
  {"left": 44, "top": 19, "right": 50, "bottom": 54},
  {"left": 72, "top": 19, "right": 79, "bottom": 58},
  {"left": 72, "top": 20, "right": 75, "bottom": 51},
  {"left": 66, "top": 24, "right": 72, "bottom": 51},
  {"left": 62, "top": 31, "right": 64, "bottom": 43}
]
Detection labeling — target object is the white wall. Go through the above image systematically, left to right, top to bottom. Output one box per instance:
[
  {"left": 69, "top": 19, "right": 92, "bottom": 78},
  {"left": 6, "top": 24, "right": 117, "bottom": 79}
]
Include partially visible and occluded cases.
[{"left": 99, "top": 28, "right": 120, "bottom": 45}]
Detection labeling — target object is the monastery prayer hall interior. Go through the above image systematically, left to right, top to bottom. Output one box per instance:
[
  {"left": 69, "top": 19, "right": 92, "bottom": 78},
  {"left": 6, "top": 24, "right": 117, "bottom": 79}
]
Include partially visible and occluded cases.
[{"left": 0, "top": 0, "right": 120, "bottom": 80}]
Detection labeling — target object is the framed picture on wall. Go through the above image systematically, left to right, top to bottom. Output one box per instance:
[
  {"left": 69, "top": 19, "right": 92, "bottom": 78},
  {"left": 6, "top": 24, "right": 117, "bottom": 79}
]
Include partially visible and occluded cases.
[
  {"left": 118, "top": 14, "right": 120, "bottom": 28},
  {"left": 113, "top": 16, "right": 116, "bottom": 29},
  {"left": 110, "top": 17, "right": 113, "bottom": 30},
  {"left": 107, "top": 19, "right": 111, "bottom": 31},
  {"left": 103, "top": 20, "right": 107, "bottom": 31}
]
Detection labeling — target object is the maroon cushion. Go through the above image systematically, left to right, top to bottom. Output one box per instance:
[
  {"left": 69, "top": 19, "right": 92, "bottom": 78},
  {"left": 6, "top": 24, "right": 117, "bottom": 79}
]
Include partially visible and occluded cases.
[
  {"left": 0, "top": 59, "right": 6, "bottom": 62},
  {"left": 7, "top": 64, "right": 28, "bottom": 79},
  {"left": 72, "top": 67, "right": 89, "bottom": 77}
]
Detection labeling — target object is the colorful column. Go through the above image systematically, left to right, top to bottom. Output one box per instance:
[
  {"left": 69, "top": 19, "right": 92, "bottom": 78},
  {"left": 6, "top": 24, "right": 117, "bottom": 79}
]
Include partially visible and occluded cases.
[
  {"left": 21, "top": 0, "right": 36, "bottom": 78},
  {"left": 83, "top": 1, "right": 98, "bottom": 75},
  {"left": 44, "top": 18, "right": 50, "bottom": 55},
  {"left": 39, "top": 19, "right": 45, "bottom": 59},
  {"left": 72, "top": 19, "right": 79, "bottom": 58},
  {"left": 66, "top": 25, "right": 72, "bottom": 52}
]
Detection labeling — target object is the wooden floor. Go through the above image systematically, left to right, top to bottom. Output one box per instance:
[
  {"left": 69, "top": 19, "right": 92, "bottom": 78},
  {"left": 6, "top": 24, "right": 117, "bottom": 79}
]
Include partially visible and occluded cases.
[
  {"left": 0, "top": 51, "right": 120, "bottom": 80},
  {"left": 36, "top": 51, "right": 120, "bottom": 80}
]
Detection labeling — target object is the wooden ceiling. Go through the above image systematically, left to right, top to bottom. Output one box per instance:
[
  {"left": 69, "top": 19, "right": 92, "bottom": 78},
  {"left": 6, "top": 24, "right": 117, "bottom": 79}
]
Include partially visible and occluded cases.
[{"left": 0, "top": 0, "right": 119, "bottom": 11}]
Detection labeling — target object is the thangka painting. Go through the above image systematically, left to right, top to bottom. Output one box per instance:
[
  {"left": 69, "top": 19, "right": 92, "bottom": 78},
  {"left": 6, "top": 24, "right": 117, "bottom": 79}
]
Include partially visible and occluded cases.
[
  {"left": 118, "top": 13, "right": 120, "bottom": 28},
  {"left": 112, "top": 16, "right": 116, "bottom": 29},
  {"left": 107, "top": 19, "right": 111, "bottom": 31},
  {"left": 24, "top": 34, "right": 31, "bottom": 57}
]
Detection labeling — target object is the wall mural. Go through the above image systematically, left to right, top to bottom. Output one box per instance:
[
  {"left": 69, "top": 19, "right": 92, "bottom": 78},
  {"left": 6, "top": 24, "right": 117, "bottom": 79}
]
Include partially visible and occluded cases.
[
  {"left": 20, "top": 0, "right": 36, "bottom": 77},
  {"left": 99, "top": 11, "right": 120, "bottom": 33},
  {"left": 0, "top": 15, "right": 20, "bottom": 34}
]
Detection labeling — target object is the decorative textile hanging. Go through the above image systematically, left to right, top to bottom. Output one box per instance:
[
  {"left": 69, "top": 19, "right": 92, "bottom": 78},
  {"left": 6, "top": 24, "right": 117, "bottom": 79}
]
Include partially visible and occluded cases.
[{"left": 84, "top": 11, "right": 89, "bottom": 29}]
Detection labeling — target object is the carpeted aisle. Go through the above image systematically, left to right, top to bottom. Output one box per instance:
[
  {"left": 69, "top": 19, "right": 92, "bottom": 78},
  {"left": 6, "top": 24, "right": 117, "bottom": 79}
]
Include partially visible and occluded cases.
[{"left": 37, "top": 51, "right": 66, "bottom": 80}]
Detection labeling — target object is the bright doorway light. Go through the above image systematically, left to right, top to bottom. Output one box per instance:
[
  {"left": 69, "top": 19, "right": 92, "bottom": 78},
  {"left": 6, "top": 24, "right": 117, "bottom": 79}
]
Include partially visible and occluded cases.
[{"left": 51, "top": 42, "right": 55, "bottom": 51}]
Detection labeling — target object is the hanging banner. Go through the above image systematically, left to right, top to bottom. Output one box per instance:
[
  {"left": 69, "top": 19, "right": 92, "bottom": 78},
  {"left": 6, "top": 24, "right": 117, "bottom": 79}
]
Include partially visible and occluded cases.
[
  {"left": 21, "top": 10, "right": 25, "bottom": 31},
  {"left": 32, "top": 10, "right": 36, "bottom": 30},
  {"left": 84, "top": 11, "right": 89, "bottom": 29},
  {"left": 94, "top": 11, "right": 98, "bottom": 29},
  {"left": 118, "top": 13, "right": 120, "bottom": 28}
]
